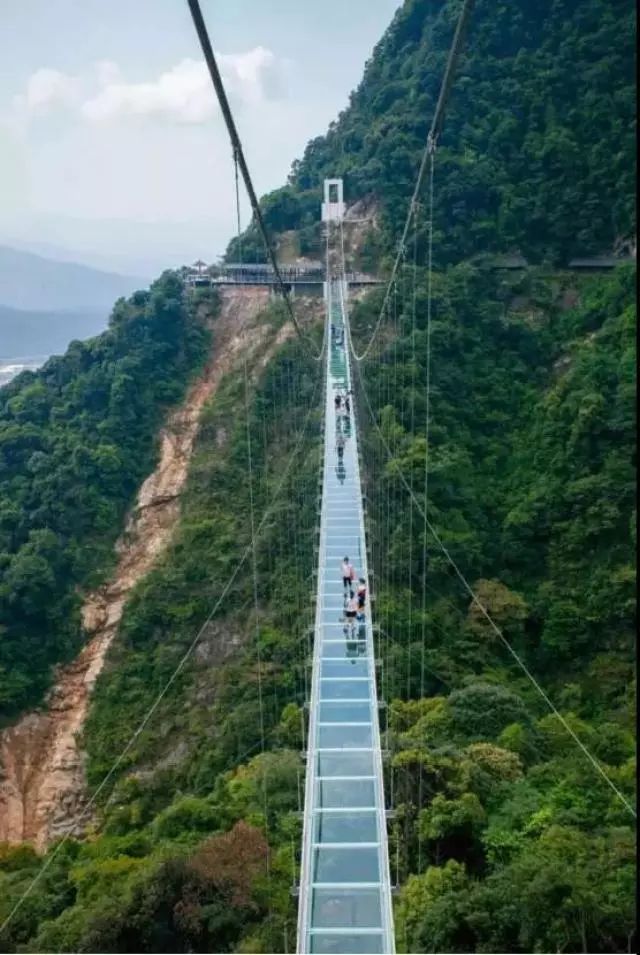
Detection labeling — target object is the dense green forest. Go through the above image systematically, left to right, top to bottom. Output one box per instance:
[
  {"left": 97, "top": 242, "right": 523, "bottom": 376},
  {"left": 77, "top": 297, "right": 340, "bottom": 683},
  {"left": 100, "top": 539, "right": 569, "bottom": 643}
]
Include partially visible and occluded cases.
[
  {"left": 0, "top": 0, "right": 636, "bottom": 952},
  {"left": 228, "top": 0, "right": 635, "bottom": 266},
  {"left": 351, "top": 260, "right": 636, "bottom": 952},
  {"left": 0, "top": 273, "right": 211, "bottom": 716},
  {"left": 0, "top": 303, "right": 323, "bottom": 953}
]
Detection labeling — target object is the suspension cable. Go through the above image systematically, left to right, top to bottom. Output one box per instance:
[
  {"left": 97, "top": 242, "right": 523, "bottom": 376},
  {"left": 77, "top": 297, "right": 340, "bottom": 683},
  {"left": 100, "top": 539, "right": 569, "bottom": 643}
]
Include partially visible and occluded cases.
[
  {"left": 185, "top": 0, "right": 322, "bottom": 359},
  {"left": 350, "top": 0, "right": 474, "bottom": 361},
  {"left": 233, "top": 147, "right": 243, "bottom": 265},
  {"left": 418, "top": 149, "right": 435, "bottom": 871}
]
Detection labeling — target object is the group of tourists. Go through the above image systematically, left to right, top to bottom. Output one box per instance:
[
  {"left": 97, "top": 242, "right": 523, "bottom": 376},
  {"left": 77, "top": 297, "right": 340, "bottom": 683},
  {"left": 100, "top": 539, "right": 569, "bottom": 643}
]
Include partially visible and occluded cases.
[
  {"left": 331, "top": 325, "right": 364, "bottom": 634},
  {"left": 340, "top": 557, "right": 367, "bottom": 638}
]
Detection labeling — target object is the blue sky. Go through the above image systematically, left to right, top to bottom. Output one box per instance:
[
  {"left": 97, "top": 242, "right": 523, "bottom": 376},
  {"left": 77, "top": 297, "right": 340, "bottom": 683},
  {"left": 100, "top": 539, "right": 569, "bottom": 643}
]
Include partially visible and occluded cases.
[{"left": 1, "top": 0, "right": 399, "bottom": 273}]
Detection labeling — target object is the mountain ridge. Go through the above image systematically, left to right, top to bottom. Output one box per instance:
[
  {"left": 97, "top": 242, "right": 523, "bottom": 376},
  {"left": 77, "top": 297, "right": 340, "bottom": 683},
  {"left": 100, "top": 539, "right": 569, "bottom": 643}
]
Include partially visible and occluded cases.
[{"left": 0, "top": 244, "right": 147, "bottom": 314}]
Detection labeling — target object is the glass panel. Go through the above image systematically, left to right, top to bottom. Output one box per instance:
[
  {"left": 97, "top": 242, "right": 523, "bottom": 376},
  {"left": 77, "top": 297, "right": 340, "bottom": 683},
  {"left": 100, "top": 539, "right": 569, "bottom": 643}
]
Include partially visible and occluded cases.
[
  {"left": 322, "top": 587, "right": 348, "bottom": 598},
  {"left": 320, "top": 609, "right": 353, "bottom": 625},
  {"left": 321, "top": 640, "right": 367, "bottom": 660},
  {"left": 321, "top": 659, "right": 369, "bottom": 678},
  {"left": 321, "top": 680, "right": 370, "bottom": 700},
  {"left": 320, "top": 702, "right": 371, "bottom": 724},
  {"left": 318, "top": 724, "right": 372, "bottom": 748},
  {"left": 318, "top": 752, "right": 373, "bottom": 777},
  {"left": 318, "top": 778, "right": 376, "bottom": 808},
  {"left": 315, "top": 812, "right": 378, "bottom": 844},
  {"left": 313, "top": 846, "right": 380, "bottom": 883},
  {"left": 311, "top": 888, "right": 382, "bottom": 928},
  {"left": 310, "top": 932, "right": 384, "bottom": 954}
]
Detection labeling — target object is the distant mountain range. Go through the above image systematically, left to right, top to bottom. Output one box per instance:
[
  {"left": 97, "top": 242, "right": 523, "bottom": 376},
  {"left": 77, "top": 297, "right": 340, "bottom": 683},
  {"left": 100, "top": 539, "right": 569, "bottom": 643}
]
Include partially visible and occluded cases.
[
  {"left": 2, "top": 211, "right": 223, "bottom": 276},
  {"left": 0, "top": 245, "right": 147, "bottom": 313},
  {"left": 0, "top": 245, "right": 149, "bottom": 362}
]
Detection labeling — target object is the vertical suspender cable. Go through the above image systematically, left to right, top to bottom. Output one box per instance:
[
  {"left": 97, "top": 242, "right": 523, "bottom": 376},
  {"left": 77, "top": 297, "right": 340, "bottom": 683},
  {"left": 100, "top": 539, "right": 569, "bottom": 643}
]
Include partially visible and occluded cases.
[
  {"left": 417, "top": 148, "right": 435, "bottom": 873},
  {"left": 243, "top": 356, "right": 272, "bottom": 900}
]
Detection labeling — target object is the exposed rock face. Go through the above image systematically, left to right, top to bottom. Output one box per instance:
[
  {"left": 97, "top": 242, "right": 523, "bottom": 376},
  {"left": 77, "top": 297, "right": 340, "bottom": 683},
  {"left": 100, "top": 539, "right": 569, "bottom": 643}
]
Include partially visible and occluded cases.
[{"left": 0, "top": 286, "right": 282, "bottom": 850}]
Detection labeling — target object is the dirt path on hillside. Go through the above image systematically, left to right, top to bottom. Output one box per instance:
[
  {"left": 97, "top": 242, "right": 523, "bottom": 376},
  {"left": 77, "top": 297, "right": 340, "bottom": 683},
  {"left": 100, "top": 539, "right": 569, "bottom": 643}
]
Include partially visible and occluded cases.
[{"left": 0, "top": 287, "right": 285, "bottom": 850}]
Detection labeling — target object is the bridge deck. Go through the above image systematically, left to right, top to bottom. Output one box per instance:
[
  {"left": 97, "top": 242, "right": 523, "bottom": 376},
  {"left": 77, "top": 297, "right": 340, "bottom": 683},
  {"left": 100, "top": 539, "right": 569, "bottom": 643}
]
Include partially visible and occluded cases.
[{"left": 297, "top": 281, "right": 394, "bottom": 954}]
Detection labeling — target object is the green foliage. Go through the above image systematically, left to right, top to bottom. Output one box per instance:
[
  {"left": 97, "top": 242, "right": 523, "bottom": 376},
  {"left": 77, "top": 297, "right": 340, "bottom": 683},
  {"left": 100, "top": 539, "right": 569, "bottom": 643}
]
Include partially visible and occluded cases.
[
  {"left": 230, "top": 0, "right": 635, "bottom": 268},
  {"left": 368, "top": 260, "right": 635, "bottom": 951},
  {"left": 0, "top": 273, "right": 212, "bottom": 716},
  {"left": 0, "top": 315, "right": 317, "bottom": 953},
  {"left": 449, "top": 683, "right": 529, "bottom": 741},
  {"left": 398, "top": 826, "right": 636, "bottom": 954}
]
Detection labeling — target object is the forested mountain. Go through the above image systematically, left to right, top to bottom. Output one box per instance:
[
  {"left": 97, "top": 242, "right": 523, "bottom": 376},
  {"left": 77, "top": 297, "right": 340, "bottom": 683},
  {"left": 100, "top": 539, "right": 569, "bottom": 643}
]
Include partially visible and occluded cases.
[
  {"left": 228, "top": 0, "right": 635, "bottom": 266},
  {"left": 0, "top": 1, "right": 635, "bottom": 952},
  {"left": 350, "top": 260, "right": 635, "bottom": 952},
  {"left": 0, "top": 274, "right": 210, "bottom": 714}
]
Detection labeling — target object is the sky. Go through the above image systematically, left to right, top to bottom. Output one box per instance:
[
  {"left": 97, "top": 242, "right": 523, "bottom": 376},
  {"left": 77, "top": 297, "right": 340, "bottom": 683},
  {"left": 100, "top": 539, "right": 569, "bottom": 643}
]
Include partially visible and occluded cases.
[{"left": 0, "top": 0, "right": 399, "bottom": 275}]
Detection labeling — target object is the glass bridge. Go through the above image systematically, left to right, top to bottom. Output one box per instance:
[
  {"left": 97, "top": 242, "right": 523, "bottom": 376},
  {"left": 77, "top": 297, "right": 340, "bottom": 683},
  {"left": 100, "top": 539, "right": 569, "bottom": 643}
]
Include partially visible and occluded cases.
[{"left": 296, "top": 279, "right": 395, "bottom": 954}]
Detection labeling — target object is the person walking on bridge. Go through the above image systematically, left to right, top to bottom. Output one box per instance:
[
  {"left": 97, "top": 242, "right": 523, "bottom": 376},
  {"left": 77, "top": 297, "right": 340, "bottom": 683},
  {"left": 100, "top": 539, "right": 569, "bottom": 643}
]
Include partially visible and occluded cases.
[
  {"left": 336, "top": 432, "right": 346, "bottom": 461},
  {"left": 341, "top": 557, "right": 356, "bottom": 592},
  {"left": 357, "top": 577, "right": 367, "bottom": 611},
  {"left": 344, "top": 591, "right": 359, "bottom": 636}
]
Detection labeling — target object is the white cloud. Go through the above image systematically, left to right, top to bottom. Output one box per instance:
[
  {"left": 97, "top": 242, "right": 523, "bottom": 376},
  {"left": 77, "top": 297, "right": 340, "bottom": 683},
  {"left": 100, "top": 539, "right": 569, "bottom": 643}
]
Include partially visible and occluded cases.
[
  {"left": 221, "top": 47, "right": 287, "bottom": 104},
  {"left": 11, "top": 48, "right": 287, "bottom": 127},
  {"left": 83, "top": 49, "right": 285, "bottom": 124},
  {"left": 81, "top": 58, "right": 215, "bottom": 124},
  {"left": 13, "top": 67, "right": 80, "bottom": 114}
]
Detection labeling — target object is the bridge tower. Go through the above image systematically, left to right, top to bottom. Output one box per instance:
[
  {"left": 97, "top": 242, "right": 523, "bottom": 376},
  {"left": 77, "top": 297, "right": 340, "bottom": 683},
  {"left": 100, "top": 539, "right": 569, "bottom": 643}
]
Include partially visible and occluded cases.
[{"left": 322, "top": 178, "right": 345, "bottom": 222}]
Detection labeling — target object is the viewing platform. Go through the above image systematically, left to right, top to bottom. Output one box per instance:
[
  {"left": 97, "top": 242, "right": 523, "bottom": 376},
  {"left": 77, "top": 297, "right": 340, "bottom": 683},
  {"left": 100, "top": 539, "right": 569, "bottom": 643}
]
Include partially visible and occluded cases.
[{"left": 184, "top": 262, "right": 382, "bottom": 293}]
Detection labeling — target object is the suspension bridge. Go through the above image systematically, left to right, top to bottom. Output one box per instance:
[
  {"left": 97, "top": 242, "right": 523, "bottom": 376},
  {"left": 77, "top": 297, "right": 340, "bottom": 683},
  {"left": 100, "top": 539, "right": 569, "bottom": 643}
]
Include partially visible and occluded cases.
[
  {"left": 1, "top": 1, "right": 634, "bottom": 949},
  {"left": 296, "top": 273, "right": 395, "bottom": 954}
]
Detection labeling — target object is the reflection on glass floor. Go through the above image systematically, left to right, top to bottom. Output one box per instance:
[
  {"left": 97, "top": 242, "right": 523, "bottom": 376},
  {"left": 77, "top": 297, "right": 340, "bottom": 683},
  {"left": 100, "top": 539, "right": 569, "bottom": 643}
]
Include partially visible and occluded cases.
[{"left": 297, "top": 281, "right": 394, "bottom": 954}]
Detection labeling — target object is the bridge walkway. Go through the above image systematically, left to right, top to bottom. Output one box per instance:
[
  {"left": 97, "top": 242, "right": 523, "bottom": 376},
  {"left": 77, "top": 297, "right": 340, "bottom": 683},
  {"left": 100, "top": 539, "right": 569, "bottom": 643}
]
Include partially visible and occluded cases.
[{"left": 296, "top": 279, "right": 395, "bottom": 955}]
